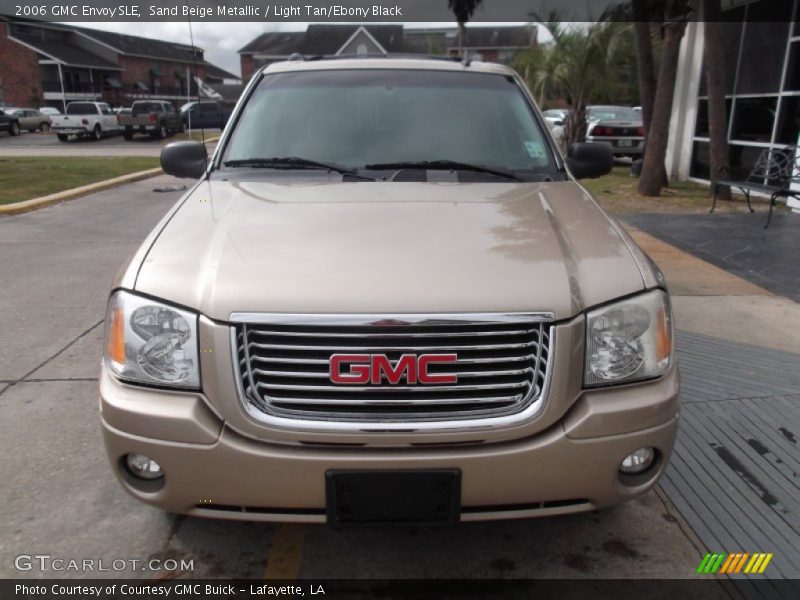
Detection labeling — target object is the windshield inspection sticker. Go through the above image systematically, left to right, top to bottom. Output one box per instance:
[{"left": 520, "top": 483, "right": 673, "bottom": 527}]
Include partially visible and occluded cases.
[{"left": 524, "top": 140, "right": 546, "bottom": 162}]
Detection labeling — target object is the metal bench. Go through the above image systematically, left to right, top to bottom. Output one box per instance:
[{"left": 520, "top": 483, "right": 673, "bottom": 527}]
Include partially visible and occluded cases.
[{"left": 710, "top": 146, "right": 799, "bottom": 228}]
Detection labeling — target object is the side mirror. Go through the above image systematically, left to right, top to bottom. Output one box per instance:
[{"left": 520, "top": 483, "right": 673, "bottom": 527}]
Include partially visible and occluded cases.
[
  {"left": 160, "top": 141, "right": 208, "bottom": 179},
  {"left": 567, "top": 143, "right": 614, "bottom": 179}
]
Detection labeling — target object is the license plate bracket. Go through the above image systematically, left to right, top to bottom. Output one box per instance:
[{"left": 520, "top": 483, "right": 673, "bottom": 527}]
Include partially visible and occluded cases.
[{"left": 326, "top": 469, "right": 461, "bottom": 527}]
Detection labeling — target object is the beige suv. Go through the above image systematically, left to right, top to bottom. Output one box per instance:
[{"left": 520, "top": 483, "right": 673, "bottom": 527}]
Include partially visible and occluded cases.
[{"left": 101, "top": 58, "right": 678, "bottom": 525}]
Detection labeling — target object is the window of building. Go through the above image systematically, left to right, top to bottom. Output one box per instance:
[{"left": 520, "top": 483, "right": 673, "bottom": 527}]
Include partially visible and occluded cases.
[
  {"left": 689, "top": 0, "right": 800, "bottom": 183},
  {"left": 731, "top": 96, "right": 778, "bottom": 143},
  {"left": 776, "top": 96, "right": 800, "bottom": 144}
]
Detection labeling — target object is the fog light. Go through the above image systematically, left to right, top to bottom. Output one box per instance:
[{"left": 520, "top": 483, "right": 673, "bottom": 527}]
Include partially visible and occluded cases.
[
  {"left": 620, "top": 447, "right": 655, "bottom": 474},
  {"left": 125, "top": 453, "right": 163, "bottom": 480}
]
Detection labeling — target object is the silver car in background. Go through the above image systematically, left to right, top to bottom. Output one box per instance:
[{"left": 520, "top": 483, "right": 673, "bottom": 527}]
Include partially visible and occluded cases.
[
  {"left": 585, "top": 105, "right": 644, "bottom": 158},
  {"left": 8, "top": 108, "right": 52, "bottom": 133}
]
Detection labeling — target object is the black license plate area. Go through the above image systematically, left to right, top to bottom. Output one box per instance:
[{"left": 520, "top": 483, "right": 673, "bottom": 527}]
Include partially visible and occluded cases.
[{"left": 326, "top": 469, "right": 461, "bottom": 526}]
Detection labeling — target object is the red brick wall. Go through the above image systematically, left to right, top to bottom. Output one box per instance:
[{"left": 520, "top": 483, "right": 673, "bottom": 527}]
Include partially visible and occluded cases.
[
  {"left": 0, "top": 23, "right": 43, "bottom": 107},
  {"left": 241, "top": 54, "right": 254, "bottom": 81}
]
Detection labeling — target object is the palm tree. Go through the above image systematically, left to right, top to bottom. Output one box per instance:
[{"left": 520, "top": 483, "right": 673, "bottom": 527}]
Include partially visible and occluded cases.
[
  {"left": 447, "top": 0, "right": 483, "bottom": 55},
  {"left": 638, "top": 0, "right": 692, "bottom": 196},
  {"left": 703, "top": 0, "right": 730, "bottom": 199},
  {"left": 516, "top": 20, "right": 635, "bottom": 147}
]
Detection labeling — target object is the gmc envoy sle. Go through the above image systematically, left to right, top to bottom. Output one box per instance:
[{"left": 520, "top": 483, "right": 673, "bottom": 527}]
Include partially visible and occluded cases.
[{"left": 101, "top": 58, "right": 678, "bottom": 525}]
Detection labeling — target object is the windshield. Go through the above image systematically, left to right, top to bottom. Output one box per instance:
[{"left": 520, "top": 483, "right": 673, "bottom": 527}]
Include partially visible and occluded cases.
[
  {"left": 222, "top": 69, "right": 557, "bottom": 180},
  {"left": 587, "top": 106, "right": 640, "bottom": 121}
]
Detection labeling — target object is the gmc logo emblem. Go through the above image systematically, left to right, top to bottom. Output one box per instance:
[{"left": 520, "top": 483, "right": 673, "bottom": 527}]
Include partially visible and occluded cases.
[{"left": 329, "top": 354, "right": 458, "bottom": 385}]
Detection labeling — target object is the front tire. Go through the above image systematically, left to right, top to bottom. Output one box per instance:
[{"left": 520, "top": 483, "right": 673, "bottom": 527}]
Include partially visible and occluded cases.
[
  {"left": 9, "top": 121, "right": 20, "bottom": 136},
  {"left": 39, "top": 122, "right": 51, "bottom": 133},
  {"left": 156, "top": 123, "right": 167, "bottom": 140},
  {"left": 93, "top": 125, "right": 102, "bottom": 141},
  {"left": 123, "top": 131, "right": 133, "bottom": 141},
  {"left": 56, "top": 133, "right": 68, "bottom": 142}
]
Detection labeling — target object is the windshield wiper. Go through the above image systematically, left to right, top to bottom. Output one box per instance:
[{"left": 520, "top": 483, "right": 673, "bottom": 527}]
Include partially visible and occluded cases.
[
  {"left": 223, "top": 157, "right": 375, "bottom": 181},
  {"left": 364, "top": 160, "right": 523, "bottom": 182}
]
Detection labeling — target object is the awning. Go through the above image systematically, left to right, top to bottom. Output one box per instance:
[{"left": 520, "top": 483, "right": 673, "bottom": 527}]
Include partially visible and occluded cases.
[
  {"left": 149, "top": 68, "right": 165, "bottom": 77},
  {"left": 105, "top": 78, "right": 122, "bottom": 89},
  {"left": 133, "top": 81, "right": 149, "bottom": 91}
]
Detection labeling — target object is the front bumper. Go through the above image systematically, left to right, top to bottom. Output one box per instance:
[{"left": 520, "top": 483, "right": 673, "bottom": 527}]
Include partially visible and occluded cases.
[
  {"left": 52, "top": 127, "right": 88, "bottom": 135},
  {"left": 100, "top": 361, "right": 680, "bottom": 522}
]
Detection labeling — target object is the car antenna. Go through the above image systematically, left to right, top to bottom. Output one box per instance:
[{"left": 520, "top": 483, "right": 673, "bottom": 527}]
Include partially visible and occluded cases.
[{"left": 187, "top": 15, "right": 209, "bottom": 175}]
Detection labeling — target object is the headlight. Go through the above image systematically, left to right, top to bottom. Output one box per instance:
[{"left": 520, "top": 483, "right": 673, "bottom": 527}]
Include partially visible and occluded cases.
[
  {"left": 585, "top": 289, "right": 673, "bottom": 387},
  {"left": 104, "top": 290, "right": 200, "bottom": 389}
]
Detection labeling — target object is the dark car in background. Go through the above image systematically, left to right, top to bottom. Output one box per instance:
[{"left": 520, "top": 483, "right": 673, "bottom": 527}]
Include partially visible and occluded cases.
[
  {"left": 120, "top": 101, "right": 181, "bottom": 140},
  {"left": 180, "top": 101, "right": 228, "bottom": 131},
  {"left": 585, "top": 105, "right": 645, "bottom": 158},
  {"left": 0, "top": 108, "right": 21, "bottom": 136}
]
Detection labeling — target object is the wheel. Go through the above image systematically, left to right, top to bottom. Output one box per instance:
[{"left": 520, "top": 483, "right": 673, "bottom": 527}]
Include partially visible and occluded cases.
[
  {"left": 9, "top": 121, "right": 20, "bottom": 136},
  {"left": 39, "top": 122, "right": 51, "bottom": 133},
  {"left": 157, "top": 123, "right": 167, "bottom": 140},
  {"left": 93, "top": 125, "right": 102, "bottom": 140},
  {"left": 123, "top": 131, "right": 133, "bottom": 141},
  {"left": 56, "top": 133, "right": 68, "bottom": 142}
]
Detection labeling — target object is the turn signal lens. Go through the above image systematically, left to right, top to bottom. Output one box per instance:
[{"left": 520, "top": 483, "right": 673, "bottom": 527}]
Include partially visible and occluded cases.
[{"left": 107, "top": 307, "right": 126, "bottom": 365}]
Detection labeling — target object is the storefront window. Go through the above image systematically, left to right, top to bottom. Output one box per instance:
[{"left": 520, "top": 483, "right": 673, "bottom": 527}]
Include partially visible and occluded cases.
[
  {"left": 736, "top": 21, "right": 791, "bottom": 94},
  {"left": 776, "top": 96, "right": 800, "bottom": 145},
  {"left": 731, "top": 97, "right": 778, "bottom": 143}
]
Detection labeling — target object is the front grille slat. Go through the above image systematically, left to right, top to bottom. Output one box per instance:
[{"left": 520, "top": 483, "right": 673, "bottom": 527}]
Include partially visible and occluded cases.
[
  {"left": 235, "top": 316, "right": 553, "bottom": 423},
  {"left": 248, "top": 341, "right": 536, "bottom": 352},
  {"left": 266, "top": 394, "right": 523, "bottom": 406}
]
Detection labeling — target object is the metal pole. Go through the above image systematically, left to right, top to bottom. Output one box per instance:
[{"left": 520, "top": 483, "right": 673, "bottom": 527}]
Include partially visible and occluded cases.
[
  {"left": 57, "top": 63, "right": 66, "bottom": 113},
  {"left": 186, "top": 64, "right": 191, "bottom": 134}
]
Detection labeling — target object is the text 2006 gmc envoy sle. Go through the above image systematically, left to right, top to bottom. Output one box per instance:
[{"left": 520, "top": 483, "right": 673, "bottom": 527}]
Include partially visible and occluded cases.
[{"left": 101, "top": 58, "right": 678, "bottom": 525}]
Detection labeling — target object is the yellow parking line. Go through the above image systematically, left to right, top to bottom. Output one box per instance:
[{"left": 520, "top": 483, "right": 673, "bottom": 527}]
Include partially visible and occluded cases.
[{"left": 263, "top": 524, "right": 305, "bottom": 580}]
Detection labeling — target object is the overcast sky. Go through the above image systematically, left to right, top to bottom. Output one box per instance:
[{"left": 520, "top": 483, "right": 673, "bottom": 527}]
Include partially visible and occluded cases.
[{"left": 76, "top": 22, "right": 550, "bottom": 78}]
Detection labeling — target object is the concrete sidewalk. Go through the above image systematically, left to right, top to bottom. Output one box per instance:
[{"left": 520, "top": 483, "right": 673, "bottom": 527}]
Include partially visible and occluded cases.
[{"left": 626, "top": 222, "right": 800, "bottom": 595}]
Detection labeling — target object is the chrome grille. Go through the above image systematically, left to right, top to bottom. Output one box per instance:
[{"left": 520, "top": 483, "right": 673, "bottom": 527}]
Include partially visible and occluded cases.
[{"left": 233, "top": 315, "right": 553, "bottom": 424}]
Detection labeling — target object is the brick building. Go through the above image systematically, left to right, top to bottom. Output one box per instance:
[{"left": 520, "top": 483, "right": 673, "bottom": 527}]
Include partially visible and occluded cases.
[
  {"left": 0, "top": 18, "right": 239, "bottom": 110},
  {"left": 238, "top": 24, "right": 537, "bottom": 81}
]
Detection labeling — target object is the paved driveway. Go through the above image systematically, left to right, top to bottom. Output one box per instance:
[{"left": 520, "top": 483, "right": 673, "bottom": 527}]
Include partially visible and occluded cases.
[{"left": 0, "top": 177, "right": 717, "bottom": 583}]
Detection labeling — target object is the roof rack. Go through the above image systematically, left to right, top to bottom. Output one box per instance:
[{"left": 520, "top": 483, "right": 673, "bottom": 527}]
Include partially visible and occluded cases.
[{"left": 299, "top": 53, "right": 464, "bottom": 62}]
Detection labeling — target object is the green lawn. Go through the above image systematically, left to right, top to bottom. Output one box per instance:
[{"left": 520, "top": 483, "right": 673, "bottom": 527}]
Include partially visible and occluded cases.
[
  {"left": 0, "top": 157, "right": 160, "bottom": 205},
  {"left": 582, "top": 166, "right": 781, "bottom": 214}
]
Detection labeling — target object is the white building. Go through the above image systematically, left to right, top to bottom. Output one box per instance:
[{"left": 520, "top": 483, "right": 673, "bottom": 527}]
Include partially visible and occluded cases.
[{"left": 667, "top": 0, "right": 800, "bottom": 209}]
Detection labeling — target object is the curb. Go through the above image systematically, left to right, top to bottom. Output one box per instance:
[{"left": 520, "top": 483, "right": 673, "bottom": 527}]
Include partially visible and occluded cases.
[
  {"left": 0, "top": 136, "right": 219, "bottom": 217},
  {"left": 0, "top": 167, "right": 163, "bottom": 216}
]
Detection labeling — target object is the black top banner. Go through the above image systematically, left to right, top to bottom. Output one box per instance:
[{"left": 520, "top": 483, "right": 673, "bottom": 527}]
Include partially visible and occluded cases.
[{"left": 0, "top": 0, "right": 794, "bottom": 23}]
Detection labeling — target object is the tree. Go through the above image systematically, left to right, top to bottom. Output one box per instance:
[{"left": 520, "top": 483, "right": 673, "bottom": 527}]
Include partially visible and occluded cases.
[
  {"left": 447, "top": 0, "right": 483, "bottom": 54},
  {"left": 632, "top": 0, "right": 657, "bottom": 136},
  {"left": 637, "top": 0, "right": 691, "bottom": 196},
  {"left": 703, "top": 0, "right": 731, "bottom": 199},
  {"left": 514, "top": 20, "right": 636, "bottom": 147}
]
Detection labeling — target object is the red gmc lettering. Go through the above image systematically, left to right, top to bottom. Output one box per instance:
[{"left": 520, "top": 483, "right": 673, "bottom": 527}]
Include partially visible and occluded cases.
[{"left": 330, "top": 354, "right": 458, "bottom": 385}]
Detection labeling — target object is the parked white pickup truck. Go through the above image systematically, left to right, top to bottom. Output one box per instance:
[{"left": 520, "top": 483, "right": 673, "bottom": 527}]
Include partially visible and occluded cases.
[{"left": 52, "top": 101, "right": 120, "bottom": 142}]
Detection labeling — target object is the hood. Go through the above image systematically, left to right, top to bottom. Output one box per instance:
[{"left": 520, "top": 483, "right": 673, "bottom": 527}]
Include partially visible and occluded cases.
[{"left": 134, "top": 179, "right": 645, "bottom": 321}]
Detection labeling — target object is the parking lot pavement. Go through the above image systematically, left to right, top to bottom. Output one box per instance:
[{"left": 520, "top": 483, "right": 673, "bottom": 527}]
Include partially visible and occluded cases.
[
  {"left": 0, "top": 129, "right": 221, "bottom": 157},
  {"left": 0, "top": 176, "right": 723, "bottom": 582}
]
